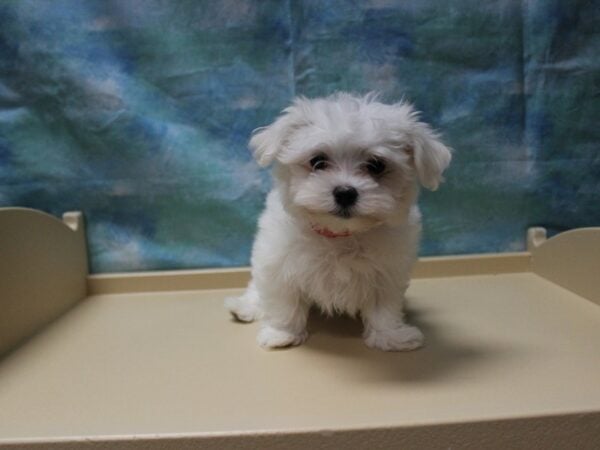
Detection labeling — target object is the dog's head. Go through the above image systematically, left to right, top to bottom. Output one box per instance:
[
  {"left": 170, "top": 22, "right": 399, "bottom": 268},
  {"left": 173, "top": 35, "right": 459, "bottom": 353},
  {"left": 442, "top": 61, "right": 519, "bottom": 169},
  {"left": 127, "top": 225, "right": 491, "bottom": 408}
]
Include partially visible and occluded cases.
[{"left": 249, "top": 93, "right": 451, "bottom": 235}]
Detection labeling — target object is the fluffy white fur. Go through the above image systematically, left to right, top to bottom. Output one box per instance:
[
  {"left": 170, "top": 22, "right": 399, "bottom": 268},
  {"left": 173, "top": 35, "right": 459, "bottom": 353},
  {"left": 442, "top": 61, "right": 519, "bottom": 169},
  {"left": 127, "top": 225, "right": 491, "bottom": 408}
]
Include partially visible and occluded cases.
[{"left": 225, "top": 92, "right": 451, "bottom": 351}]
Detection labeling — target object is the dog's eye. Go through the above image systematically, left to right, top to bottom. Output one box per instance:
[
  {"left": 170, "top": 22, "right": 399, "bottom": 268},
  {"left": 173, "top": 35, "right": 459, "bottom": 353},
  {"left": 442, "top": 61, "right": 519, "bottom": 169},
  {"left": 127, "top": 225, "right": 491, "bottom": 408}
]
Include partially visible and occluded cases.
[
  {"left": 309, "top": 154, "right": 329, "bottom": 171},
  {"left": 365, "top": 157, "right": 386, "bottom": 176}
]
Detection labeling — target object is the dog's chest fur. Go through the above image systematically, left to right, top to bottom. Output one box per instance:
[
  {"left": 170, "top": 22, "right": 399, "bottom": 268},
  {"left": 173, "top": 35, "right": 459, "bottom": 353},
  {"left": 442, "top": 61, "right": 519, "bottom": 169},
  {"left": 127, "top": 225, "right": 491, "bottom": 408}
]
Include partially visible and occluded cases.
[
  {"left": 253, "top": 190, "right": 420, "bottom": 316},
  {"left": 296, "top": 225, "right": 418, "bottom": 315},
  {"left": 297, "top": 238, "right": 381, "bottom": 315}
]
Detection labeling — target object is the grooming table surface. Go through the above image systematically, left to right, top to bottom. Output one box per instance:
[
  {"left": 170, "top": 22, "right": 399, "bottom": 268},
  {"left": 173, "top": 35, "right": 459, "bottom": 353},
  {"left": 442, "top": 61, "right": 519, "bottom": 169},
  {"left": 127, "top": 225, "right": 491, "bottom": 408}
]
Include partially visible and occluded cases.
[
  {"left": 1, "top": 209, "right": 599, "bottom": 448},
  {"left": 1, "top": 273, "right": 599, "bottom": 440}
]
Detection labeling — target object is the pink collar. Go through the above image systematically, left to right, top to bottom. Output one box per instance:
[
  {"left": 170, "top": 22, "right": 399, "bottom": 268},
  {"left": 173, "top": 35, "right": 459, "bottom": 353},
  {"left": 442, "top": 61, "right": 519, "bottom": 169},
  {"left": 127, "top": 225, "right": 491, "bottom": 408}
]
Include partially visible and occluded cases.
[{"left": 311, "top": 224, "right": 352, "bottom": 238}]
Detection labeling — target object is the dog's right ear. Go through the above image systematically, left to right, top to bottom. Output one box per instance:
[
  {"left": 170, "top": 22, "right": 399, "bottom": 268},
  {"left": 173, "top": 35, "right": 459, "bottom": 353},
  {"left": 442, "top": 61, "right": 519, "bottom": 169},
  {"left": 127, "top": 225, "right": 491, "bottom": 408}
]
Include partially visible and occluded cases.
[{"left": 249, "top": 100, "right": 307, "bottom": 167}]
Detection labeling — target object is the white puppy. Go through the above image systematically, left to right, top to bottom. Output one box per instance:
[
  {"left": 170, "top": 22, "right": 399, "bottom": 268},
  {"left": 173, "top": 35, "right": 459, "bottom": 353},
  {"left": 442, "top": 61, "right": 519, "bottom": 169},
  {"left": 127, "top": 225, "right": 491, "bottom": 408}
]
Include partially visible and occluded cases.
[{"left": 225, "top": 93, "right": 451, "bottom": 351}]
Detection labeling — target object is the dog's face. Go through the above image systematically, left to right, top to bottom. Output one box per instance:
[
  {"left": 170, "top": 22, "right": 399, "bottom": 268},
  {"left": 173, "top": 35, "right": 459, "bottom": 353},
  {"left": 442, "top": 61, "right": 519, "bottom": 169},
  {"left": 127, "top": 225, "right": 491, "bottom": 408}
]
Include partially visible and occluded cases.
[{"left": 249, "top": 93, "right": 451, "bottom": 234}]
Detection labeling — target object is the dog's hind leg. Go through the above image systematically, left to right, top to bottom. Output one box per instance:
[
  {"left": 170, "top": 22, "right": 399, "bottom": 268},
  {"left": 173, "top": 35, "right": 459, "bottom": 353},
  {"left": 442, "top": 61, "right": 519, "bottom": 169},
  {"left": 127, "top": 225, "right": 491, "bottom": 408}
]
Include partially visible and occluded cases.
[{"left": 224, "top": 280, "right": 262, "bottom": 323}]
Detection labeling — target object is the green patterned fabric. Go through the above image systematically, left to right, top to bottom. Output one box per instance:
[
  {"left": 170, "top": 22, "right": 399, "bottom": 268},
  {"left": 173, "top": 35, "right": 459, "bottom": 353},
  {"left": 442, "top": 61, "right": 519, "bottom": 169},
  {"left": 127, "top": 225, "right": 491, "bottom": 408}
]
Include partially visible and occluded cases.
[{"left": 1, "top": 0, "right": 598, "bottom": 272}]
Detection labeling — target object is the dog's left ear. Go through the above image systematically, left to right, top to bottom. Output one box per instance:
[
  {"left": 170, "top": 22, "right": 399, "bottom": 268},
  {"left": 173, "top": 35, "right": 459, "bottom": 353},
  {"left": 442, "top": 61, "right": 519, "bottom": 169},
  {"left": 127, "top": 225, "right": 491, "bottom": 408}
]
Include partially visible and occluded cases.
[
  {"left": 249, "top": 100, "right": 307, "bottom": 167},
  {"left": 408, "top": 122, "right": 452, "bottom": 191}
]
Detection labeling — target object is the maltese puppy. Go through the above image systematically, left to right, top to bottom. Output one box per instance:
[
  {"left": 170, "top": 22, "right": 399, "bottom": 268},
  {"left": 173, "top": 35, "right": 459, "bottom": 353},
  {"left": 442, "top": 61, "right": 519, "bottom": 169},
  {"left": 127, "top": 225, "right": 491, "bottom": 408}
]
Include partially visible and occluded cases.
[{"left": 225, "top": 93, "right": 451, "bottom": 351}]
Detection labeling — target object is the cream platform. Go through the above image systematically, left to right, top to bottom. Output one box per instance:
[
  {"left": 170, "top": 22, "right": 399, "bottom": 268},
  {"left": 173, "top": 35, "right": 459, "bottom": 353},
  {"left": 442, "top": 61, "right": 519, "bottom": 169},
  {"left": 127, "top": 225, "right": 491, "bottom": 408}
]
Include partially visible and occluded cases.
[{"left": 0, "top": 208, "right": 599, "bottom": 449}]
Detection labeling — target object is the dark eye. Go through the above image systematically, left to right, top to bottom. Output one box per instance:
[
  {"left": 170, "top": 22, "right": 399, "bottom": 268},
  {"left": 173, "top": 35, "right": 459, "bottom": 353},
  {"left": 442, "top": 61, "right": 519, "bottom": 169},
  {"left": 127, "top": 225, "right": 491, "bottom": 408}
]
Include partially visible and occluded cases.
[
  {"left": 309, "top": 154, "right": 329, "bottom": 171},
  {"left": 366, "top": 157, "right": 386, "bottom": 176}
]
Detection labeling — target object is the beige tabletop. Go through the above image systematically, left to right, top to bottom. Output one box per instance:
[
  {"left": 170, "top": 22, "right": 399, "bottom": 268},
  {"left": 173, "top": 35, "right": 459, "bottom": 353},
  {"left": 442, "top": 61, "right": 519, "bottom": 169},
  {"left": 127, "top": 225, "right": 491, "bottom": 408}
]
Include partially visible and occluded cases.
[{"left": 0, "top": 272, "right": 599, "bottom": 441}]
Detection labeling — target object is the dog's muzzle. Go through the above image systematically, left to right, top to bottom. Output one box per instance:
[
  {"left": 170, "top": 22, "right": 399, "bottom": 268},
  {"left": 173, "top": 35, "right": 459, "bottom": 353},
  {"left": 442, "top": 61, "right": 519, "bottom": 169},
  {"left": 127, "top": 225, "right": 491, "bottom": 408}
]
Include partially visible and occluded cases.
[
  {"left": 333, "top": 186, "right": 358, "bottom": 219},
  {"left": 333, "top": 186, "right": 358, "bottom": 208}
]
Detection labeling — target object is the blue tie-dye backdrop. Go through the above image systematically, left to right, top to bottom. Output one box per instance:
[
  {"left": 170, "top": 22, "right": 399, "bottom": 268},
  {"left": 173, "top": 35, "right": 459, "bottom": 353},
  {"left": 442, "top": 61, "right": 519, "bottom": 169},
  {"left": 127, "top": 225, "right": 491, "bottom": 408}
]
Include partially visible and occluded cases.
[{"left": 0, "top": 0, "right": 598, "bottom": 273}]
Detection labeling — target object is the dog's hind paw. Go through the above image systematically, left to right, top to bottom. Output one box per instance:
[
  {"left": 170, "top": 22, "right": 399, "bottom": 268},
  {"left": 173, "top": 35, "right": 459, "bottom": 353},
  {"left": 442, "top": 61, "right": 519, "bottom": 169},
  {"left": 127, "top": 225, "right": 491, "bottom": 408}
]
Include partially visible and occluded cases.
[{"left": 224, "top": 296, "right": 260, "bottom": 323}]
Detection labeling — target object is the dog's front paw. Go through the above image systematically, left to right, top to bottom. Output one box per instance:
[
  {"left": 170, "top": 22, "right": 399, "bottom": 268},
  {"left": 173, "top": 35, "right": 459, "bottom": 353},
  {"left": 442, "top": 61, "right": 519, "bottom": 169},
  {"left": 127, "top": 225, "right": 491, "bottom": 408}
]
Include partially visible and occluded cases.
[
  {"left": 364, "top": 325, "right": 424, "bottom": 352},
  {"left": 257, "top": 326, "right": 308, "bottom": 349}
]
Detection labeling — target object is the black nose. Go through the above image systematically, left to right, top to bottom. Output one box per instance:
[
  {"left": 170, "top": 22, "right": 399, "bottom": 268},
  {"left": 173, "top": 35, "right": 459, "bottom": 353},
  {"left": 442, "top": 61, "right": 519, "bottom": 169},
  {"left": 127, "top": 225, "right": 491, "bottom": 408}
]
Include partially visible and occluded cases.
[{"left": 333, "top": 186, "right": 358, "bottom": 208}]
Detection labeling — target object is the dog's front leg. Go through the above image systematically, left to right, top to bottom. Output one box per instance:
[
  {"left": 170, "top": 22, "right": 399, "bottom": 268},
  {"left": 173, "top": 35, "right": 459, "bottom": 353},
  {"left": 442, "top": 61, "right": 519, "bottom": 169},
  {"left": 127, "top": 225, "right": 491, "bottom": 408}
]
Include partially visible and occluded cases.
[
  {"left": 256, "top": 281, "right": 309, "bottom": 349},
  {"left": 361, "top": 281, "right": 424, "bottom": 352}
]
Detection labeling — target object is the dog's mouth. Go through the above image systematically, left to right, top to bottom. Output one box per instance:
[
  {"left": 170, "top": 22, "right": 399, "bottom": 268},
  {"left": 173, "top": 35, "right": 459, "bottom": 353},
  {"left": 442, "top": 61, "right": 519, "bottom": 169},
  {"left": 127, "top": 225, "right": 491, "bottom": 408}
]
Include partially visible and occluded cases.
[{"left": 307, "top": 209, "right": 384, "bottom": 236}]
